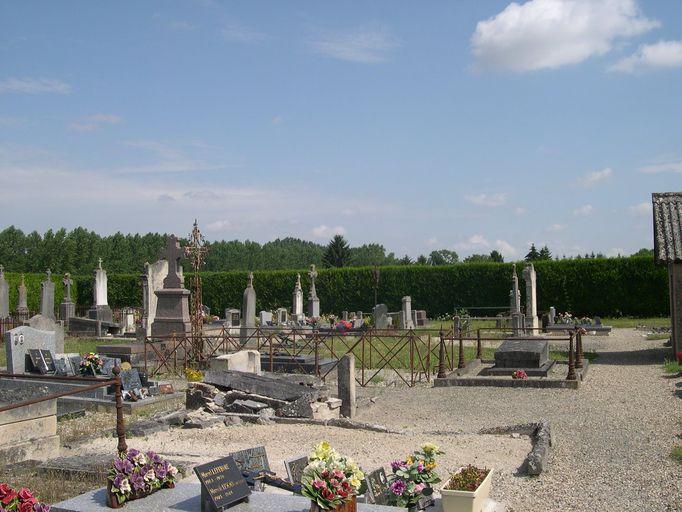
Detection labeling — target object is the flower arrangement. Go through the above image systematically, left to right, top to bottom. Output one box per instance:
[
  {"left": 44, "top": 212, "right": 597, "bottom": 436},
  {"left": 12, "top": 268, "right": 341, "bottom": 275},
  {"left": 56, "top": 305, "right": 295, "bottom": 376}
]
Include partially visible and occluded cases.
[
  {"left": 79, "top": 352, "right": 104, "bottom": 376},
  {"left": 677, "top": 352, "right": 682, "bottom": 364},
  {"left": 184, "top": 367, "right": 203, "bottom": 382},
  {"left": 511, "top": 370, "right": 528, "bottom": 380},
  {"left": 300, "top": 441, "right": 364, "bottom": 511},
  {"left": 388, "top": 442, "right": 442, "bottom": 508},
  {"left": 107, "top": 449, "right": 178, "bottom": 506},
  {"left": 443, "top": 465, "right": 489, "bottom": 492},
  {"left": 0, "top": 483, "right": 50, "bottom": 511}
]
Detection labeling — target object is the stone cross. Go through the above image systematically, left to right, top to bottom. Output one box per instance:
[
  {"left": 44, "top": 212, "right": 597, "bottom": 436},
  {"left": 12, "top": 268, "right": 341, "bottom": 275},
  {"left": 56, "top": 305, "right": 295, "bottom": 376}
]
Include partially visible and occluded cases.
[
  {"left": 159, "top": 235, "right": 184, "bottom": 289},
  {"left": 98, "top": 257, "right": 103, "bottom": 270},
  {"left": 308, "top": 264, "right": 318, "bottom": 299},
  {"left": 0, "top": 265, "right": 4, "bottom": 276},
  {"left": 46, "top": 269, "right": 52, "bottom": 281},
  {"left": 247, "top": 271, "right": 254, "bottom": 288},
  {"left": 62, "top": 273, "right": 73, "bottom": 303}
]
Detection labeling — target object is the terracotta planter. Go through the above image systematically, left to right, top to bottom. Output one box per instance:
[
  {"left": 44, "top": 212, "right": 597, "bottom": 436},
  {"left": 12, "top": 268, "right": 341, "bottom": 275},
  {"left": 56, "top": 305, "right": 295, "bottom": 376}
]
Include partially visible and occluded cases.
[
  {"left": 440, "top": 468, "right": 493, "bottom": 512},
  {"left": 106, "top": 480, "right": 174, "bottom": 508},
  {"left": 309, "top": 495, "right": 357, "bottom": 512}
]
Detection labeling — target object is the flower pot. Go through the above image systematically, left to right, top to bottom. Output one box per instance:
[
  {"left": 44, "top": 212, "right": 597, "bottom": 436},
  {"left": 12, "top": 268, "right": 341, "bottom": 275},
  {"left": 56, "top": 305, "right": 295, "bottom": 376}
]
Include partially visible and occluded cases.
[
  {"left": 440, "top": 468, "right": 493, "bottom": 512},
  {"left": 106, "top": 480, "right": 174, "bottom": 508},
  {"left": 309, "top": 495, "right": 357, "bottom": 512}
]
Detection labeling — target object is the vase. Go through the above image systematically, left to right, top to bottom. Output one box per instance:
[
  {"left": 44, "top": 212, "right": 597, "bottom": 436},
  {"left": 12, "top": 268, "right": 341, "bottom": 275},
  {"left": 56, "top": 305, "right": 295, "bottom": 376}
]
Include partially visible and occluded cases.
[
  {"left": 440, "top": 468, "right": 493, "bottom": 512},
  {"left": 309, "top": 495, "right": 357, "bottom": 512}
]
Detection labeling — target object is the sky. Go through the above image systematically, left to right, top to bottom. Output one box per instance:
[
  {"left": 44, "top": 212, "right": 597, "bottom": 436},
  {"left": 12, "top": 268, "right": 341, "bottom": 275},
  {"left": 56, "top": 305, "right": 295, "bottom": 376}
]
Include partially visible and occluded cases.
[{"left": 1, "top": 0, "right": 682, "bottom": 261}]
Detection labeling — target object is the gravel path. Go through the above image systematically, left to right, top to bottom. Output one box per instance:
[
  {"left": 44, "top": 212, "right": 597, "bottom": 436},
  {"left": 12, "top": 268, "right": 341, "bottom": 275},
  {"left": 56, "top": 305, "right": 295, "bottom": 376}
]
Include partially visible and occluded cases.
[{"left": 69, "top": 328, "right": 682, "bottom": 511}]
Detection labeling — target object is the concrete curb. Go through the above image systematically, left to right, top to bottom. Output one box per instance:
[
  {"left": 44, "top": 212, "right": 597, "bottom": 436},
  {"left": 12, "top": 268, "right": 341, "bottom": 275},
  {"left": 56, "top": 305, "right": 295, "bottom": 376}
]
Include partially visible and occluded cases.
[{"left": 479, "top": 420, "right": 551, "bottom": 476}]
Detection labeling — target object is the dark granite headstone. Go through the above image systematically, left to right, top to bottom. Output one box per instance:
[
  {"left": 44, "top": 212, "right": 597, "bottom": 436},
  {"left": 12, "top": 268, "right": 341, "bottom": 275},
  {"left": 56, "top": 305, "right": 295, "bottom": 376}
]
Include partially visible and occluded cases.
[
  {"left": 494, "top": 339, "right": 549, "bottom": 368},
  {"left": 28, "top": 349, "right": 48, "bottom": 374},
  {"left": 41, "top": 349, "right": 56, "bottom": 373},
  {"left": 100, "top": 357, "right": 121, "bottom": 377},
  {"left": 120, "top": 368, "right": 142, "bottom": 391},
  {"left": 230, "top": 446, "right": 270, "bottom": 474},
  {"left": 194, "top": 456, "right": 251, "bottom": 511},
  {"left": 284, "top": 456, "right": 308, "bottom": 486},
  {"left": 364, "top": 468, "right": 390, "bottom": 505}
]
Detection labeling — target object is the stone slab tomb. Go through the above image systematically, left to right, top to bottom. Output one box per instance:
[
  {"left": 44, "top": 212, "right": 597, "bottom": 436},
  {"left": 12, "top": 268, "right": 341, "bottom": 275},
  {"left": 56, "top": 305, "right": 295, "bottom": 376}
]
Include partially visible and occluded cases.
[{"left": 489, "top": 338, "right": 555, "bottom": 376}]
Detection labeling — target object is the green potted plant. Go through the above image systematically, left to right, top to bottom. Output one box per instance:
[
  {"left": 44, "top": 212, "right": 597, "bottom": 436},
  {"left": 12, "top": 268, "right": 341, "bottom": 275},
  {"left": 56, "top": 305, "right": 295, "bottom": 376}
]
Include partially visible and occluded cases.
[{"left": 440, "top": 465, "right": 492, "bottom": 512}]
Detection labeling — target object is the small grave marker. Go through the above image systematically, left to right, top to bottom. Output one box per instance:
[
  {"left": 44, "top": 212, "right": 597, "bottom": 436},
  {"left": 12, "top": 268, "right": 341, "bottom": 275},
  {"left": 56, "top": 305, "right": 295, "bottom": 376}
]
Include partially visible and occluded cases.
[
  {"left": 28, "top": 349, "right": 54, "bottom": 374},
  {"left": 41, "top": 349, "right": 56, "bottom": 373},
  {"left": 120, "top": 368, "right": 142, "bottom": 391},
  {"left": 284, "top": 455, "right": 308, "bottom": 486},
  {"left": 194, "top": 456, "right": 250, "bottom": 511},
  {"left": 364, "top": 467, "right": 391, "bottom": 505}
]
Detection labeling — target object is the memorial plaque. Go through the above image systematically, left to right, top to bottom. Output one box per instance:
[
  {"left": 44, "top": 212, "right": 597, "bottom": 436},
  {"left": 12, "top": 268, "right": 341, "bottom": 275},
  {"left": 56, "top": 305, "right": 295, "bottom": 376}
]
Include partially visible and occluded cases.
[
  {"left": 28, "top": 349, "right": 49, "bottom": 374},
  {"left": 40, "top": 350, "right": 56, "bottom": 373},
  {"left": 69, "top": 355, "right": 82, "bottom": 375},
  {"left": 101, "top": 356, "right": 121, "bottom": 377},
  {"left": 54, "top": 358, "right": 68, "bottom": 376},
  {"left": 120, "top": 368, "right": 142, "bottom": 391},
  {"left": 158, "top": 383, "right": 174, "bottom": 394},
  {"left": 230, "top": 446, "right": 270, "bottom": 474},
  {"left": 284, "top": 455, "right": 309, "bottom": 486},
  {"left": 194, "top": 456, "right": 250, "bottom": 511},
  {"left": 364, "top": 467, "right": 390, "bottom": 505}
]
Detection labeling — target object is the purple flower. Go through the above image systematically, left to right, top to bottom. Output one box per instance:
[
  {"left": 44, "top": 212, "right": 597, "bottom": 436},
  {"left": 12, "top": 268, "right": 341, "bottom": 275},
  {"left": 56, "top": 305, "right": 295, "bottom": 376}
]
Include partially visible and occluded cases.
[
  {"left": 146, "top": 451, "right": 162, "bottom": 464},
  {"left": 114, "top": 458, "right": 133, "bottom": 474},
  {"left": 390, "top": 460, "right": 405, "bottom": 471},
  {"left": 417, "top": 462, "right": 425, "bottom": 473},
  {"left": 155, "top": 465, "right": 167, "bottom": 479},
  {"left": 130, "top": 472, "right": 146, "bottom": 491},
  {"left": 113, "top": 473, "right": 126, "bottom": 489},
  {"left": 389, "top": 479, "right": 406, "bottom": 496},
  {"left": 33, "top": 505, "right": 51, "bottom": 512}
]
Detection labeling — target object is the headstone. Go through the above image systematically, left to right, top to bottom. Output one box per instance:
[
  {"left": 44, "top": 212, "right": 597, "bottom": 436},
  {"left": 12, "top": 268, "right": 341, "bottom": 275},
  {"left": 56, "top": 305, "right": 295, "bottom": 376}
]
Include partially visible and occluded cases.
[
  {"left": 151, "top": 236, "right": 191, "bottom": 337},
  {"left": 87, "top": 259, "right": 113, "bottom": 323},
  {"left": 141, "top": 260, "right": 182, "bottom": 337},
  {"left": 523, "top": 263, "right": 539, "bottom": 332},
  {"left": 307, "top": 264, "right": 319, "bottom": 318},
  {"left": 509, "top": 264, "right": 522, "bottom": 336},
  {"left": 0, "top": 265, "right": 8, "bottom": 319},
  {"left": 40, "top": 270, "right": 55, "bottom": 320},
  {"left": 59, "top": 273, "right": 75, "bottom": 326},
  {"left": 241, "top": 273, "right": 257, "bottom": 342},
  {"left": 16, "top": 274, "right": 29, "bottom": 320},
  {"left": 292, "top": 274, "right": 304, "bottom": 321},
  {"left": 401, "top": 296, "right": 415, "bottom": 329},
  {"left": 373, "top": 304, "right": 389, "bottom": 329},
  {"left": 548, "top": 306, "right": 556, "bottom": 325},
  {"left": 122, "top": 307, "right": 135, "bottom": 333},
  {"left": 225, "top": 308, "right": 241, "bottom": 327},
  {"left": 275, "top": 308, "right": 287, "bottom": 325},
  {"left": 259, "top": 310, "right": 273, "bottom": 326},
  {"left": 415, "top": 310, "right": 427, "bottom": 327},
  {"left": 342, "top": 311, "right": 349, "bottom": 321},
  {"left": 356, "top": 311, "right": 363, "bottom": 319},
  {"left": 26, "top": 314, "right": 64, "bottom": 354},
  {"left": 4, "top": 326, "right": 57, "bottom": 374},
  {"left": 494, "top": 339, "right": 550, "bottom": 369},
  {"left": 210, "top": 350, "right": 261, "bottom": 375},
  {"left": 338, "top": 354, "right": 356, "bottom": 418},
  {"left": 100, "top": 356, "right": 122, "bottom": 377},
  {"left": 119, "top": 368, "right": 143, "bottom": 391},
  {"left": 230, "top": 446, "right": 270, "bottom": 474},
  {"left": 194, "top": 456, "right": 251, "bottom": 511},
  {"left": 284, "top": 456, "right": 308, "bottom": 485},
  {"left": 364, "top": 467, "right": 391, "bottom": 505}
]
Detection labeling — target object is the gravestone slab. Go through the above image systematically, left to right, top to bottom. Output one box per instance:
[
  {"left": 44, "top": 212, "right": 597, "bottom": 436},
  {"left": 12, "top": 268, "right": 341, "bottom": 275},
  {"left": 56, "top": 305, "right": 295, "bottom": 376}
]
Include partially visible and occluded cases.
[
  {"left": 151, "top": 236, "right": 191, "bottom": 337},
  {"left": 0, "top": 266, "right": 8, "bottom": 319},
  {"left": 40, "top": 271, "right": 55, "bottom": 320},
  {"left": 292, "top": 274, "right": 304, "bottom": 320},
  {"left": 373, "top": 304, "right": 389, "bottom": 329},
  {"left": 259, "top": 311, "right": 273, "bottom": 326},
  {"left": 26, "top": 314, "right": 65, "bottom": 354},
  {"left": 4, "top": 326, "right": 57, "bottom": 374},
  {"left": 494, "top": 339, "right": 549, "bottom": 368},
  {"left": 100, "top": 356, "right": 122, "bottom": 377},
  {"left": 120, "top": 368, "right": 143, "bottom": 391},
  {"left": 230, "top": 446, "right": 270, "bottom": 474},
  {"left": 194, "top": 456, "right": 251, "bottom": 511},
  {"left": 284, "top": 456, "right": 308, "bottom": 485},
  {"left": 364, "top": 468, "right": 390, "bottom": 505}
]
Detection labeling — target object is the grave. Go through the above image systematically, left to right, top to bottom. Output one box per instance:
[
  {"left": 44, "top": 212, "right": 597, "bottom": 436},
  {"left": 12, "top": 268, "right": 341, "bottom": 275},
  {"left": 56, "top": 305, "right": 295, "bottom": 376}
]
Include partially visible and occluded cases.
[
  {"left": 151, "top": 236, "right": 191, "bottom": 337},
  {"left": 88, "top": 259, "right": 113, "bottom": 323},
  {"left": 142, "top": 259, "right": 183, "bottom": 337},
  {"left": 522, "top": 263, "right": 539, "bottom": 332},
  {"left": 307, "top": 264, "right": 320, "bottom": 318},
  {"left": 0, "top": 265, "right": 8, "bottom": 319},
  {"left": 40, "top": 270, "right": 55, "bottom": 320},
  {"left": 59, "top": 273, "right": 76, "bottom": 327},
  {"left": 241, "top": 273, "right": 257, "bottom": 343},
  {"left": 15, "top": 274, "right": 30, "bottom": 320},
  {"left": 292, "top": 274, "right": 304, "bottom": 321},
  {"left": 401, "top": 296, "right": 415, "bottom": 329},
  {"left": 373, "top": 304, "right": 389, "bottom": 329},
  {"left": 225, "top": 308, "right": 241, "bottom": 327},
  {"left": 275, "top": 308, "right": 287, "bottom": 325},
  {"left": 259, "top": 310, "right": 273, "bottom": 326},
  {"left": 414, "top": 310, "right": 427, "bottom": 327},
  {"left": 25, "top": 313, "right": 65, "bottom": 353},
  {"left": 4, "top": 325, "right": 57, "bottom": 374},
  {"left": 487, "top": 338, "right": 555, "bottom": 377},
  {"left": 210, "top": 351, "right": 261, "bottom": 375}
]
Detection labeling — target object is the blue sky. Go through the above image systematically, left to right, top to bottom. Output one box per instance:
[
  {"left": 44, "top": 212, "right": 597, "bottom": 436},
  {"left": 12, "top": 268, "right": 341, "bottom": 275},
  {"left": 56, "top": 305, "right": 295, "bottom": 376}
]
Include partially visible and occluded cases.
[{"left": 2, "top": 0, "right": 681, "bottom": 260}]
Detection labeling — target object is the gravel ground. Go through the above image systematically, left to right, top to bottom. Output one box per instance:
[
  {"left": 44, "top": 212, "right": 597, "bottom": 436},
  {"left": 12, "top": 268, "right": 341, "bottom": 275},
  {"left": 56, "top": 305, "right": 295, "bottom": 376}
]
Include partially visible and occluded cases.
[{"left": 67, "top": 328, "right": 682, "bottom": 511}]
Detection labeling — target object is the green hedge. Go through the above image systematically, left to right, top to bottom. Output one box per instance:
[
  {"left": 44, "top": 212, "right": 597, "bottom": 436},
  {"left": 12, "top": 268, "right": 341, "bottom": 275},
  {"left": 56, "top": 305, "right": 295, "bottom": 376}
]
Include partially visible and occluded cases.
[{"left": 4, "top": 257, "right": 669, "bottom": 318}]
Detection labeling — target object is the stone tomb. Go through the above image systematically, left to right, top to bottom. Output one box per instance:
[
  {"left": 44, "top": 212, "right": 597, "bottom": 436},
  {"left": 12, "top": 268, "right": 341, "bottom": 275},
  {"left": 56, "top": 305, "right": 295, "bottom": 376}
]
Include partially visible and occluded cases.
[
  {"left": 225, "top": 309, "right": 241, "bottom": 327},
  {"left": 4, "top": 325, "right": 57, "bottom": 374},
  {"left": 488, "top": 338, "right": 555, "bottom": 376}
]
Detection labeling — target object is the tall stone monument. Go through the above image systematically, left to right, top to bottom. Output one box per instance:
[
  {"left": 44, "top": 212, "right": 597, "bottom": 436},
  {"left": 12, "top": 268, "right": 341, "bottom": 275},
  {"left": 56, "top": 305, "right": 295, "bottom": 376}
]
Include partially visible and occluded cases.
[
  {"left": 150, "top": 235, "right": 191, "bottom": 337},
  {"left": 88, "top": 258, "right": 113, "bottom": 323},
  {"left": 141, "top": 259, "right": 180, "bottom": 337},
  {"left": 522, "top": 263, "right": 539, "bottom": 332},
  {"left": 307, "top": 264, "right": 320, "bottom": 318},
  {"left": 509, "top": 264, "right": 523, "bottom": 336},
  {"left": 0, "top": 265, "right": 8, "bottom": 319},
  {"left": 40, "top": 270, "right": 55, "bottom": 320},
  {"left": 241, "top": 272, "right": 257, "bottom": 341},
  {"left": 59, "top": 273, "right": 75, "bottom": 326},
  {"left": 292, "top": 273, "right": 304, "bottom": 321},
  {"left": 16, "top": 274, "right": 29, "bottom": 320},
  {"left": 400, "top": 296, "right": 415, "bottom": 329}
]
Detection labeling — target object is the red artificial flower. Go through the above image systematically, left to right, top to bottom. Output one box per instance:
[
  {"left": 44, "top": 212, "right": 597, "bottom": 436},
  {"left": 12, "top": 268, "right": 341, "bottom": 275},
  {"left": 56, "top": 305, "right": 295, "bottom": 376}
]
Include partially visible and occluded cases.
[
  {"left": 677, "top": 352, "right": 682, "bottom": 363},
  {"left": 0, "top": 483, "right": 11, "bottom": 498},
  {"left": 1, "top": 488, "right": 18, "bottom": 505},
  {"left": 18, "top": 488, "right": 35, "bottom": 502},
  {"left": 321, "top": 488, "right": 335, "bottom": 500},
  {"left": 18, "top": 501, "right": 35, "bottom": 512}
]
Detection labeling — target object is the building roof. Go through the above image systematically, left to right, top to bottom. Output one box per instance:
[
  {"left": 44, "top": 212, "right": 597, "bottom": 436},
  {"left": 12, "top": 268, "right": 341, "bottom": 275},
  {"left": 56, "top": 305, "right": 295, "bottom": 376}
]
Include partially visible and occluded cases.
[{"left": 652, "top": 192, "right": 682, "bottom": 264}]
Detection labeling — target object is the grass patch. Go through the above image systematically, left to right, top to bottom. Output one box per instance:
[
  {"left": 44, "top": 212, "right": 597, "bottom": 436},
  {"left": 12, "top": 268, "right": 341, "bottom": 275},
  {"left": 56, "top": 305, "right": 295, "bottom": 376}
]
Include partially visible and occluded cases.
[
  {"left": 602, "top": 317, "right": 670, "bottom": 328},
  {"left": 646, "top": 333, "right": 670, "bottom": 341},
  {"left": 64, "top": 337, "right": 123, "bottom": 355},
  {"left": 549, "top": 350, "right": 598, "bottom": 362},
  {"left": 663, "top": 359, "right": 682, "bottom": 374},
  {"left": 671, "top": 446, "right": 682, "bottom": 465}
]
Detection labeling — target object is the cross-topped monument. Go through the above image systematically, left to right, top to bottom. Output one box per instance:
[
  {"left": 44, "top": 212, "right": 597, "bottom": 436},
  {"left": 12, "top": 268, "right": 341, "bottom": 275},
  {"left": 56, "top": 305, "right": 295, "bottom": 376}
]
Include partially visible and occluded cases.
[
  {"left": 159, "top": 235, "right": 185, "bottom": 289},
  {"left": 98, "top": 257, "right": 103, "bottom": 270},
  {"left": 307, "top": 264, "right": 320, "bottom": 318},
  {"left": 308, "top": 264, "right": 318, "bottom": 299},
  {"left": 0, "top": 265, "right": 8, "bottom": 319},
  {"left": 62, "top": 273, "right": 73, "bottom": 303}
]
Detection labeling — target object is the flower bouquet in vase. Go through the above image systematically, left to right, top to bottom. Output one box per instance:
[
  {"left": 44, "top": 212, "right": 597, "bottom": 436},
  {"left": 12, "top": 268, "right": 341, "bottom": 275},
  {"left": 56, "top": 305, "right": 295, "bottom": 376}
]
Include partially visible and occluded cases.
[
  {"left": 79, "top": 352, "right": 104, "bottom": 376},
  {"left": 300, "top": 441, "right": 364, "bottom": 512},
  {"left": 388, "top": 442, "right": 442, "bottom": 511}
]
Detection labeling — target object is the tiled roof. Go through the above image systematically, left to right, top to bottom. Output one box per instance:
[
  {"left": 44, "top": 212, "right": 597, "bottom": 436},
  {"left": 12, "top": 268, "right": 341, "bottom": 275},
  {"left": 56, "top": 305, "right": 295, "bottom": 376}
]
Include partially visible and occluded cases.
[{"left": 652, "top": 192, "right": 682, "bottom": 264}]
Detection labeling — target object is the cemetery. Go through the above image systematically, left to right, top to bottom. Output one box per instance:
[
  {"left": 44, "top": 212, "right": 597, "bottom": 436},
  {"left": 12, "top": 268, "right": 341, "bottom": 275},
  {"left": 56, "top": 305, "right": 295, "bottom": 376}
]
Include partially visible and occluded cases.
[{"left": 0, "top": 210, "right": 680, "bottom": 512}]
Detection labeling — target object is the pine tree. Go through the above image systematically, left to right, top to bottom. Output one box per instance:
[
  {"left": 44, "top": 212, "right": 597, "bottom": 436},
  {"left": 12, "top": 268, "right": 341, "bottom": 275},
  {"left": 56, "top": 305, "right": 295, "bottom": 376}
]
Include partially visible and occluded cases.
[
  {"left": 322, "top": 235, "right": 351, "bottom": 268},
  {"left": 525, "top": 244, "right": 540, "bottom": 262},
  {"left": 538, "top": 246, "right": 552, "bottom": 260}
]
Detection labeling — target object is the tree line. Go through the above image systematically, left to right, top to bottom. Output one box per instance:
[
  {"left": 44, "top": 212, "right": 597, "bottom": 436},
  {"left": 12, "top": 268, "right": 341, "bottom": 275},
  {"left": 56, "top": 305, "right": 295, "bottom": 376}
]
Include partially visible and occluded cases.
[{"left": 0, "top": 226, "right": 652, "bottom": 275}]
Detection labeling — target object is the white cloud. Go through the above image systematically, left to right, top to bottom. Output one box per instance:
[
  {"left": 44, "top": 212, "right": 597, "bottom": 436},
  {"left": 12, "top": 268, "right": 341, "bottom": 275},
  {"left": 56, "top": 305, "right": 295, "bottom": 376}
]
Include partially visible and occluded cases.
[
  {"left": 471, "top": 0, "right": 659, "bottom": 72},
  {"left": 222, "top": 23, "right": 270, "bottom": 44},
  {"left": 308, "top": 26, "right": 399, "bottom": 63},
  {"left": 610, "top": 40, "right": 682, "bottom": 72},
  {"left": 0, "top": 77, "right": 71, "bottom": 94},
  {"left": 70, "top": 113, "right": 122, "bottom": 132},
  {"left": 271, "top": 115, "right": 283, "bottom": 125},
  {"left": 115, "top": 140, "right": 240, "bottom": 174},
  {"left": 638, "top": 161, "right": 682, "bottom": 174},
  {"left": 577, "top": 167, "right": 613, "bottom": 187},
  {"left": 464, "top": 192, "right": 507, "bottom": 207},
  {"left": 628, "top": 202, "right": 651, "bottom": 216},
  {"left": 572, "top": 204, "right": 593, "bottom": 216},
  {"left": 513, "top": 207, "right": 526, "bottom": 216},
  {"left": 341, "top": 208, "right": 356, "bottom": 217},
  {"left": 205, "top": 219, "right": 231, "bottom": 232},
  {"left": 547, "top": 223, "right": 566, "bottom": 232},
  {"left": 311, "top": 225, "right": 347, "bottom": 238},
  {"left": 455, "top": 234, "right": 490, "bottom": 251},
  {"left": 426, "top": 237, "right": 439, "bottom": 248},
  {"left": 495, "top": 240, "right": 518, "bottom": 258}
]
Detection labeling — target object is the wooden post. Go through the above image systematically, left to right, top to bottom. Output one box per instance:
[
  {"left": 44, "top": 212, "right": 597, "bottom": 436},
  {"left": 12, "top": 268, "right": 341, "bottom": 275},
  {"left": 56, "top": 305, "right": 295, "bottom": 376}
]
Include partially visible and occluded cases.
[{"left": 113, "top": 365, "right": 128, "bottom": 454}]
